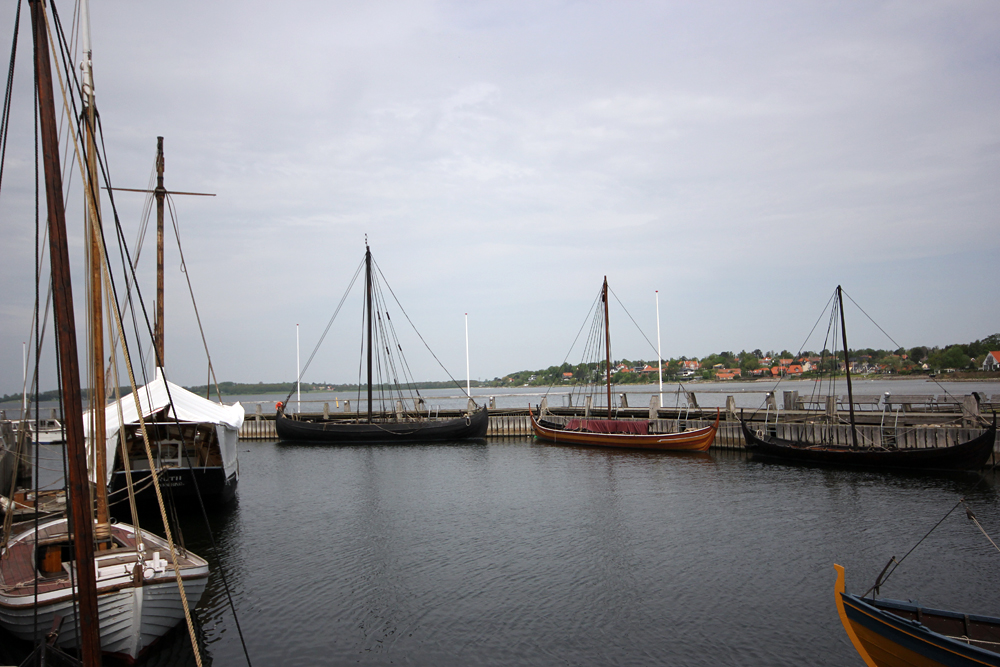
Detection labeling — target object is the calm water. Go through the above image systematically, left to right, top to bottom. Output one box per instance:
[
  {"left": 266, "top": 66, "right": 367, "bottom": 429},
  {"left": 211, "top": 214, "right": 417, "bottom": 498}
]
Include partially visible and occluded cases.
[{"left": 3, "top": 437, "right": 999, "bottom": 666}]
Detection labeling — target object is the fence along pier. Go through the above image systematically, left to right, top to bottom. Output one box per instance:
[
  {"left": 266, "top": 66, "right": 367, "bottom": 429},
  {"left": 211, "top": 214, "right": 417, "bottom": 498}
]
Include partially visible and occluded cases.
[{"left": 235, "top": 389, "right": 998, "bottom": 458}]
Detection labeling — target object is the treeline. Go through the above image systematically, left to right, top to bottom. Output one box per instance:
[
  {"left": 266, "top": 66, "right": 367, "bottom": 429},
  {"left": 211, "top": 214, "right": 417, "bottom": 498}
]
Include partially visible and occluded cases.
[
  {"left": 490, "top": 333, "right": 1000, "bottom": 387},
  {"left": 183, "top": 379, "right": 487, "bottom": 396},
  {"left": 0, "top": 386, "right": 136, "bottom": 406}
]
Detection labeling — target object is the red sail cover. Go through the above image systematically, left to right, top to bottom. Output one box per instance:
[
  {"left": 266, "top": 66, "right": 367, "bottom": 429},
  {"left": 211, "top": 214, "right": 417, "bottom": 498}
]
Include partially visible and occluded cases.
[{"left": 565, "top": 419, "right": 649, "bottom": 435}]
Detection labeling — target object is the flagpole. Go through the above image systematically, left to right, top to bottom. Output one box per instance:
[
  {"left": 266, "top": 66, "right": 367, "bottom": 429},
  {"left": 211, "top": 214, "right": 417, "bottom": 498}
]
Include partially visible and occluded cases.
[
  {"left": 656, "top": 290, "right": 662, "bottom": 406},
  {"left": 465, "top": 313, "right": 471, "bottom": 398},
  {"left": 296, "top": 323, "right": 300, "bottom": 413}
]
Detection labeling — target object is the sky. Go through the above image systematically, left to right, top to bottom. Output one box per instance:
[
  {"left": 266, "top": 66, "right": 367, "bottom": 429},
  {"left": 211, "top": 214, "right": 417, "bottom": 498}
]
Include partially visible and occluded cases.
[{"left": 0, "top": 0, "right": 998, "bottom": 395}]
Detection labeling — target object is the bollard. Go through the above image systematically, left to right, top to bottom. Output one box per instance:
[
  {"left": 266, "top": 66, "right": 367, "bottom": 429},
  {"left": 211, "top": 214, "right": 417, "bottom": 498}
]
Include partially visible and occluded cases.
[
  {"left": 649, "top": 394, "right": 660, "bottom": 420},
  {"left": 584, "top": 395, "right": 592, "bottom": 418},
  {"left": 725, "top": 396, "right": 736, "bottom": 418},
  {"left": 344, "top": 400, "right": 350, "bottom": 413},
  {"left": 323, "top": 403, "right": 330, "bottom": 419}
]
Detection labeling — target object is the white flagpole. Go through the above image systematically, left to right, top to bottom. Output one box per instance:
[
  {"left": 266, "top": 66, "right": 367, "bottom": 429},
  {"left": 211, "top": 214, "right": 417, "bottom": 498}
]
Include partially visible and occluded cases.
[
  {"left": 656, "top": 291, "right": 662, "bottom": 406},
  {"left": 465, "top": 313, "right": 471, "bottom": 398},
  {"left": 296, "top": 323, "right": 300, "bottom": 413},
  {"left": 21, "top": 341, "right": 27, "bottom": 418}
]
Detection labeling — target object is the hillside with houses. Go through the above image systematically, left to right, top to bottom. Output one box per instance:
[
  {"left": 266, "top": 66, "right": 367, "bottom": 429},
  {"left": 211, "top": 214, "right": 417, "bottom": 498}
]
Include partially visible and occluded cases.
[{"left": 491, "top": 334, "right": 1000, "bottom": 387}]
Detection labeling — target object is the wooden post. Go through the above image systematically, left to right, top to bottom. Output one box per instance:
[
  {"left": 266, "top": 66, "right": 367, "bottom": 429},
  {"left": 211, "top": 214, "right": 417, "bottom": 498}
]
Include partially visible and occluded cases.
[
  {"left": 649, "top": 394, "right": 660, "bottom": 420},
  {"left": 826, "top": 395, "right": 837, "bottom": 420},
  {"left": 725, "top": 396, "right": 736, "bottom": 418},
  {"left": 323, "top": 403, "right": 329, "bottom": 419}
]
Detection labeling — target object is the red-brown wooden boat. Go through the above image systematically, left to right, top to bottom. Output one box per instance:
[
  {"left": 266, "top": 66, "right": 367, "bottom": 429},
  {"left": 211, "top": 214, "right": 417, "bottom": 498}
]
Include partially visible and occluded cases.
[{"left": 530, "top": 407, "right": 719, "bottom": 451}]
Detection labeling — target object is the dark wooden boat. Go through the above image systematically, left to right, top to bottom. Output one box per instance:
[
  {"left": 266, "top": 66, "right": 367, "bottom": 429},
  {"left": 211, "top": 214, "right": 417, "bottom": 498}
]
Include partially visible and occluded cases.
[
  {"left": 275, "top": 242, "right": 487, "bottom": 444},
  {"left": 739, "top": 286, "right": 997, "bottom": 471},
  {"left": 276, "top": 404, "right": 488, "bottom": 443},
  {"left": 531, "top": 407, "right": 719, "bottom": 451},
  {"left": 740, "top": 418, "right": 996, "bottom": 471},
  {"left": 835, "top": 564, "right": 1000, "bottom": 666}
]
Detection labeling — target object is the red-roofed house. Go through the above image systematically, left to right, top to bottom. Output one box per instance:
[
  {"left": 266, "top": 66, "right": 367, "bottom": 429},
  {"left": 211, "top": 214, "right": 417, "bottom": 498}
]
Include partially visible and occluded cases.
[
  {"left": 983, "top": 351, "right": 1000, "bottom": 372},
  {"left": 682, "top": 360, "right": 700, "bottom": 371}
]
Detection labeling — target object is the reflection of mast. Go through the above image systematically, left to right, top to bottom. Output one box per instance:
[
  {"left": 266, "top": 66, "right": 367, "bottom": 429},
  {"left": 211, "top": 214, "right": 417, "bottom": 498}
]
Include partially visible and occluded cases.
[
  {"left": 30, "top": 0, "right": 101, "bottom": 662},
  {"left": 81, "top": 0, "right": 110, "bottom": 542}
]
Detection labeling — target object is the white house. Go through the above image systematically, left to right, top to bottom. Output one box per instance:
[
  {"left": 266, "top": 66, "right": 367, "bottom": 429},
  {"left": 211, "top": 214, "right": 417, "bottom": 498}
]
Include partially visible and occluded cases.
[{"left": 983, "top": 351, "right": 1000, "bottom": 371}]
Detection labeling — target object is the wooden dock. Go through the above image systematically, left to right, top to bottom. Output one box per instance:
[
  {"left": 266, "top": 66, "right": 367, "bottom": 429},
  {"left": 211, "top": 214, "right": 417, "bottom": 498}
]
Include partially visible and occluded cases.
[{"left": 239, "top": 406, "right": 997, "bottom": 456}]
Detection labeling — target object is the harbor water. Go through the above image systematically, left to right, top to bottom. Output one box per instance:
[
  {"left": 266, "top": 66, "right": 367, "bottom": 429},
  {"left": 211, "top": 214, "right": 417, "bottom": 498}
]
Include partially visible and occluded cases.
[{"left": 5, "top": 433, "right": 998, "bottom": 666}]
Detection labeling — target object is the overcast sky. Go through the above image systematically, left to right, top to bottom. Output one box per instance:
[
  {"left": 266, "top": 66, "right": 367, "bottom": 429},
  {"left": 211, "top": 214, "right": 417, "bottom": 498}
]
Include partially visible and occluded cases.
[{"left": 1, "top": 0, "right": 998, "bottom": 395}]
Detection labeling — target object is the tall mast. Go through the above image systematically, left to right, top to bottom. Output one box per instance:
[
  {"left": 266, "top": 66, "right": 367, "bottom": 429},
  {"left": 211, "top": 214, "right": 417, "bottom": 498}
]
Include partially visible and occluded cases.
[
  {"left": 30, "top": 0, "right": 102, "bottom": 662},
  {"left": 81, "top": 0, "right": 109, "bottom": 542},
  {"left": 154, "top": 136, "right": 165, "bottom": 365},
  {"left": 365, "top": 243, "right": 373, "bottom": 423},
  {"left": 603, "top": 276, "right": 612, "bottom": 419},
  {"left": 837, "top": 285, "right": 859, "bottom": 449}
]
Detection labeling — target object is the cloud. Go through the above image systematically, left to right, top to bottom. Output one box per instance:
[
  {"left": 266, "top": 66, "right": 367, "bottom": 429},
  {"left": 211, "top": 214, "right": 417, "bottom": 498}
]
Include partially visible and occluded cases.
[{"left": 0, "top": 0, "right": 997, "bottom": 393}]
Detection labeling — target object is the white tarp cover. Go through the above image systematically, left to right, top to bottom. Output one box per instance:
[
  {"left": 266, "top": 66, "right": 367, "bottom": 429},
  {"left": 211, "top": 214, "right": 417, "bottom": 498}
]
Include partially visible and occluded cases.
[{"left": 84, "top": 368, "right": 244, "bottom": 485}]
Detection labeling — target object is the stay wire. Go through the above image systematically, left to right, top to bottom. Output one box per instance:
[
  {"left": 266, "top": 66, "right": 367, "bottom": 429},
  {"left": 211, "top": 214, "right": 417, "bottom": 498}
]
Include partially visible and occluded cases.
[
  {"left": 0, "top": 0, "right": 21, "bottom": 198},
  {"left": 167, "top": 195, "right": 222, "bottom": 399},
  {"left": 372, "top": 256, "right": 471, "bottom": 398},
  {"left": 284, "top": 257, "right": 364, "bottom": 407},
  {"left": 607, "top": 286, "right": 659, "bottom": 359},
  {"left": 543, "top": 288, "right": 602, "bottom": 402},
  {"left": 864, "top": 497, "right": 965, "bottom": 598}
]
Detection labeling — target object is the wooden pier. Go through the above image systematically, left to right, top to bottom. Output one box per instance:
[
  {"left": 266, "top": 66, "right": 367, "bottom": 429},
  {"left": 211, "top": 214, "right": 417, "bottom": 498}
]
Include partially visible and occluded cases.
[{"left": 238, "top": 404, "right": 997, "bottom": 456}]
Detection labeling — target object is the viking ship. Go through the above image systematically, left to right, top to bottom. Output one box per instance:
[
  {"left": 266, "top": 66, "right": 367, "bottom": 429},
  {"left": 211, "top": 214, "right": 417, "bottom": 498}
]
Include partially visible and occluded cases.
[
  {"left": 93, "top": 137, "right": 244, "bottom": 508},
  {"left": 275, "top": 242, "right": 488, "bottom": 443},
  {"left": 529, "top": 277, "right": 718, "bottom": 452},
  {"left": 740, "top": 286, "right": 996, "bottom": 471},
  {"left": 87, "top": 368, "right": 244, "bottom": 506},
  {"left": 835, "top": 565, "right": 1000, "bottom": 665}
]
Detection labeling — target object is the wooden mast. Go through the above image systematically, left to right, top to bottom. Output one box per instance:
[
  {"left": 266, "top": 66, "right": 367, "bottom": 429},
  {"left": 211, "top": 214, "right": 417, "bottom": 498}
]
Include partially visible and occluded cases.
[
  {"left": 30, "top": 0, "right": 102, "bottom": 662},
  {"left": 81, "top": 0, "right": 110, "bottom": 543},
  {"left": 154, "top": 136, "right": 165, "bottom": 365},
  {"left": 366, "top": 242, "right": 373, "bottom": 423},
  {"left": 603, "top": 276, "right": 612, "bottom": 419},
  {"left": 837, "top": 285, "right": 859, "bottom": 449}
]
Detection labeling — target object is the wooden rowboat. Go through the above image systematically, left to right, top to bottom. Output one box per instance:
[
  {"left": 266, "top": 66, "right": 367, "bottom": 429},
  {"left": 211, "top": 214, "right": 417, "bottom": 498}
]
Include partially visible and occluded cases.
[
  {"left": 530, "top": 407, "right": 719, "bottom": 451},
  {"left": 835, "top": 564, "right": 1000, "bottom": 666}
]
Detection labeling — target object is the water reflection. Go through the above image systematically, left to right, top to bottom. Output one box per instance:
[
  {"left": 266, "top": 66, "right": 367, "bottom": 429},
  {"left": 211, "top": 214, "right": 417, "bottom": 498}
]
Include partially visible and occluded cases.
[{"left": 2, "top": 438, "right": 998, "bottom": 666}]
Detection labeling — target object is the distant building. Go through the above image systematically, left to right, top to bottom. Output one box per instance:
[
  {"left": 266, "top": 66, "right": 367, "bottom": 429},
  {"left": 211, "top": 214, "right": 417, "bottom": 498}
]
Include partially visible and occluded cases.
[{"left": 983, "top": 351, "right": 1000, "bottom": 372}]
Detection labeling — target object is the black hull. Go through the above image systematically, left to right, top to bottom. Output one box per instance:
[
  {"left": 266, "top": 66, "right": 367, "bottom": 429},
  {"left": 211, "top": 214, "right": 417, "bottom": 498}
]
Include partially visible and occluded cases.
[
  {"left": 275, "top": 407, "right": 489, "bottom": 443},
  {"left": 740, "top": 419, "right": 996, "bottom": 471},
  {"left": 109, "top": 467, "right": 238, "bottom": 507}
]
